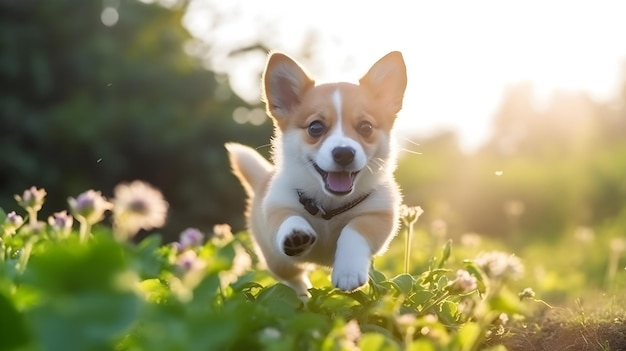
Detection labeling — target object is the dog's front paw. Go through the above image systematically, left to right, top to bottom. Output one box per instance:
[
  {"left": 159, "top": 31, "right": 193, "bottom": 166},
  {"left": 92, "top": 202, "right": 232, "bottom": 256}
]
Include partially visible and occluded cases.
[
  {"left": 276, "top": 216, "right": 317, "bottom": 257},
  {"left": 332, "top": 229, "right": 372, "bottom": 292},
  {"left": 283, "top": 230, "right": 316, "bottom": 256},
  {"left": 331, "top": 256, "right": 370, "bottom": 292},
  {"left": 332, "top": 264, "right": 368, "bottom": 292}
]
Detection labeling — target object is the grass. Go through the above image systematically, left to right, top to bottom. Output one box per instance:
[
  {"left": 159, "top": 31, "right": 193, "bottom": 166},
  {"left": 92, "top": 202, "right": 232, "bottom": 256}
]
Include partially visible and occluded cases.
[{"left": 491, "top": 295, "right": 626, "bottom": 350}]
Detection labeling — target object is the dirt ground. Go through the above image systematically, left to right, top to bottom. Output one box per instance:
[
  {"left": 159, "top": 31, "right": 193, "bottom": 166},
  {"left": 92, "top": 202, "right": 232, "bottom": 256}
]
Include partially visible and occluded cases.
[{"left": 489, "top": 307, "right": 626, "bottom": 351}]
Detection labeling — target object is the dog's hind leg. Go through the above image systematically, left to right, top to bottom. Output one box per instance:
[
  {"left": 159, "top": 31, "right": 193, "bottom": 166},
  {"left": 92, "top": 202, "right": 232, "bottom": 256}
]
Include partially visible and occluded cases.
[
  {"left": 265, "top": 258, "right": 313, "bottom": 298},
  {"left": 282, "top": 272, "right": 312, "bottom": 299}
]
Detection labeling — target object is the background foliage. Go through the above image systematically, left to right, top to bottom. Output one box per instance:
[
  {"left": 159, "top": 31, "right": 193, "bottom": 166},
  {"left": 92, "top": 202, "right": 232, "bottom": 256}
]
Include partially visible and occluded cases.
[
  {"left": 0, "top": 0, "right": 625, "bottom": 295},
  {"left": 0, "top": 0, "right": 271, "bottom": 239}
]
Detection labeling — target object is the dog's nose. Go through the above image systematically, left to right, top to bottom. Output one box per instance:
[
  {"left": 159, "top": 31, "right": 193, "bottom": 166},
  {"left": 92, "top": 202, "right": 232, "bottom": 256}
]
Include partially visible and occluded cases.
[{"left": 332, "top": 146, "right": 356, "bottom": 166}]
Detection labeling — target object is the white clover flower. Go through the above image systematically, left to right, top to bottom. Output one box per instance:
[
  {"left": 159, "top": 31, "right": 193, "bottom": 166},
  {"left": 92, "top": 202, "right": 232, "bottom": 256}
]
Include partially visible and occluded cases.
[
  {"left": 112, "top": 180, "right": 168, "bottom": 238},
  {"left": 15, "top": 186, "right": 47, "bottom": 212},
  {"left": 68, "top": 190, "right": 113, "bottom": 225},
  {"left": 503, "top": 200, "right": 525, "bottom": 218},
  {"left": 399, "top": 204, "right": 424, "bottom": 227},
  {"left": 48, "top": 210, "right": 73, "bottom": 236},
  {"left": 430, "top": 219, "right": 448, "bottom": 238},
  {"left": 213, "top": 224, "right": 233, "bottom": 239},
  {"left": 574, "top": 226, "right": 595, "bottom": 243},
  {"left": 460, "top": 232, "right": 482, "bottom": 248},
  {"left": 610, "top": 237, "right": 626, "bottom": 254},
  {"left": 219, "top": 244, "right": 252, "bottom": 287},
  {"left": 474, "top": 251, "right": 524, "bottom": 281},
  {"left": 447, "top": 269, "right": 478, "bottom": 294},
  {"left": 518, "top": 287, "right": 536, "bottom": 300},
  {"left": 496, "top": 312, "right": 509, "bottom": 326},
  {"left": 395, "top": 313, "right": 417, "bottom": 329},
  {"left": 344, "top": 320, "right": 361, "bottom": 346},
  {"left": 259, "top": 327, "right": 281, "bottom": 341}
]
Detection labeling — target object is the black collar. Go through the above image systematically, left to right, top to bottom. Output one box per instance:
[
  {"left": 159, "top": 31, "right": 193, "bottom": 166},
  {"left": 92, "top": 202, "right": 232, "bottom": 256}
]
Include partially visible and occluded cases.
[{"left": 296, "top": 189, "right": 372, "bottom": 220}]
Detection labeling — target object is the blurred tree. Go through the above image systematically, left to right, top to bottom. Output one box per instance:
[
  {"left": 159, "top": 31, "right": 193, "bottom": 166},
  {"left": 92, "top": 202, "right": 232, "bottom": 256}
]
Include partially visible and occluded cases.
[{"left": 0, "top": 0, "right": 271, "bottom": 240}]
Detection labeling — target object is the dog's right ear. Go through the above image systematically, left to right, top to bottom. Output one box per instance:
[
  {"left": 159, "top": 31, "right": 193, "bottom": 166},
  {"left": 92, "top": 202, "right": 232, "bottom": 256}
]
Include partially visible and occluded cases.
[{"left": 262, "top": 52, "right": 315, "bottom": 121}]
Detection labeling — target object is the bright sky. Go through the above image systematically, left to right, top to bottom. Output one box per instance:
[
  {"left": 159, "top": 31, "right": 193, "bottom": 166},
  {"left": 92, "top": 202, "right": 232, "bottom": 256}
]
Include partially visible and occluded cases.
[{"left": 183, "top": 0, "right": 626, "bottom": 152}]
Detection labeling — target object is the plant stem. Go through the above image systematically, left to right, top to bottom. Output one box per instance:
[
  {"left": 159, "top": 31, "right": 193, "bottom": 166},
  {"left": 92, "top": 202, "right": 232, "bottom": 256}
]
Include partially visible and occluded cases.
[
  {"left": 27, "top": 208, "right": 37, "bottom": 226},
  {"left": 79, "top": 218, "right": 91, "bottom": 243},
  {"left": 404, "top": 224, "right": 413, "bottom": 274},
  {"left": 18, "top": 237, "right": 34, "bottom": 272},
  {"left": 605, "top": 250, "right": 620, "bottom": 290},
  {"left": 420, "top": 290, "right": 450, "bottom": 314}
]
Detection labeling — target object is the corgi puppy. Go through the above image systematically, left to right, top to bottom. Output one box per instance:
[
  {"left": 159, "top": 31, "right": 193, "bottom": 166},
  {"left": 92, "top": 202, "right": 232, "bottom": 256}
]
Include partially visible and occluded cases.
[{"left": 226, "top": 51, "right": 407, "bottom": 297}]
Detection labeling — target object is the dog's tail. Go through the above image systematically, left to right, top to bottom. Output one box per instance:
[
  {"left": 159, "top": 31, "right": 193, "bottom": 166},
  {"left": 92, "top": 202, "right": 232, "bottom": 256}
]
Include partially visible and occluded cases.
[{"left": 225, "top": 143, "right": 273, "bottom": 196}]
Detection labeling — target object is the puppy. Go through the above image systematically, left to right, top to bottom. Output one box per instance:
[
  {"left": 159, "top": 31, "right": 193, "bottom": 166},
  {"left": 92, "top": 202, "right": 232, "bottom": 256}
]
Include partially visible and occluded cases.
[{"left": 226, "top": 51, "right": 407, "bottom": 297}]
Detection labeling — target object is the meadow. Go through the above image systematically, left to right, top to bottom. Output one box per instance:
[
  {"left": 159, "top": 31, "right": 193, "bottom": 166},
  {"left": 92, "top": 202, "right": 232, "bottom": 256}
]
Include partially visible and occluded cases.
[{"left": 1, "top": 182, "right": 624, "bottom": 351}]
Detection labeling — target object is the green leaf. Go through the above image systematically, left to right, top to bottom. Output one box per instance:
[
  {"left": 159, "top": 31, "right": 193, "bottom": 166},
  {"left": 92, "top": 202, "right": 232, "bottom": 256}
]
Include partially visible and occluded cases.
[
  {"left": 133, "top": 234, "right": 165, "bottom": 279},
  {"left": 17, "top": 235, "right": 140, "bottom": 351},
  {"left": 22, "top": 235, "right": 129, "bottom": 293},
  {"left": 437, "top": 239, "right": 452, "bottom": 268},
  {"left": 369, "top": 267, "right": 388, "bottom": 285},
  {"left": 421, "top": 268, "right": 451, "bottom": 285},
  {"left": 189, "top": 273, "right": 222, "bottom": 307},
  {"left": 388, "top": 273, "right": 415, "bottom": 296},
  {"left": 436, "top": 275, "right": 449, "bottom": 291},
  {"left": 139, "top": 278, "right": 170, "bottom": 303},
  {"left": 256, "top": 284, "right": 302, "bottom": 316},
  {"left": 489, "top": 286, "right": 524, "bottom": 314},
  {"left": 411, "top": 289, "right": 435, "bottom": 306},
  {"left": 28, "top": 291, "right": 139, "bottom": 351},
  {"left": 317, "top": 291, "right": 360, "bottom": 316},
  {"left": 0, "top": 292, "right": 30, "bottom": 351},
  {"left": 438, "top": 300, "right": 459, "bottom": 325},
  {"left": 287, "top": 312, "right": 330, "bottom": 335},
  {"left": 454, "top": 322, "right": 482, "bottom": 351},
  {"left": 358, "top": 333, "right": 401, "bottom": 351},
  {"left": 407, "top": 339, "right": 436, "bottom": 351}
]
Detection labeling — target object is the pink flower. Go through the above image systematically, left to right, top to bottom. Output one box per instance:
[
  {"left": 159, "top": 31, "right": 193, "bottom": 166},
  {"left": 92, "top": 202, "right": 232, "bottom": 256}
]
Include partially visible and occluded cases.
[
  {"left": 15, "top": 186, "right": 47, "bottom": 212},
  {"left": 68, "top": 190, "right": 112, "bottom": 225},
  {"left": 48, "top": 211, "right": 74, "bottom": 235},
  {"left": 179, "top": 228, "right": 205, "bottom": 250}
]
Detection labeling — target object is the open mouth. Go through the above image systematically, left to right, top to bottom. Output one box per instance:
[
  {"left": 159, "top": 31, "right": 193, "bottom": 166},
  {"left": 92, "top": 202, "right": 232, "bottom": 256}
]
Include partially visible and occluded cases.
[{"left": 313, "top": 162, "right": 359, "bottom": 195}]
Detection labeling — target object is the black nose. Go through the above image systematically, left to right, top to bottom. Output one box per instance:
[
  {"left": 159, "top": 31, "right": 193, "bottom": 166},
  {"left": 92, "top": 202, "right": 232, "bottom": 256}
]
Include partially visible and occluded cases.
[{"left": 332, "top": 146, "right": 355, "bottom": 166}]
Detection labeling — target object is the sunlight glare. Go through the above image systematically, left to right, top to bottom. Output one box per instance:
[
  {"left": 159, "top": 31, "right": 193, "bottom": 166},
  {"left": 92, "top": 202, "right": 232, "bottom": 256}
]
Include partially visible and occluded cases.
[{"left": 184, "top": 0, "right": 626, "bottom": 152}]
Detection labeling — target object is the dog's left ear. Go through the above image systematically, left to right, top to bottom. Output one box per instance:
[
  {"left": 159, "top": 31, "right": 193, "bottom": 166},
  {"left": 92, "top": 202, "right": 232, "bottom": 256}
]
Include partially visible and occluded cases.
[
  {"left": 359, "top": 51, "right": 407, "bottom": 116},
  {"left": 262, "top": 52, "right": 315, "bottom": 122}
]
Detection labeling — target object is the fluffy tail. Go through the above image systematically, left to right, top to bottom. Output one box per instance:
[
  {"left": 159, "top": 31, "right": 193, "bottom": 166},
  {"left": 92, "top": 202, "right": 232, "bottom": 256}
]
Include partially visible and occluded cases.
[{"left": 225, "top": 143, "right": 273, "bottom": 196}]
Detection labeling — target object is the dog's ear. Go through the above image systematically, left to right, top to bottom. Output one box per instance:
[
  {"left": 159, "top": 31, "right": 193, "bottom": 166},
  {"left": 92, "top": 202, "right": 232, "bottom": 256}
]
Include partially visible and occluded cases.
[
  {"left": 359, "top": 51, "right": 407, "bottom": 116},
  {"left": 262, "top": 52, "right": 315, "bottom": 121}
]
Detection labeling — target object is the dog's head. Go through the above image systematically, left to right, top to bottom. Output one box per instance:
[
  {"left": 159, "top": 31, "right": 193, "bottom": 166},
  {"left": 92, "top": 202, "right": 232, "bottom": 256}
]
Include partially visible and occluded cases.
[{"left": 262, "top": 51, "right": 407, "bottom": 196}]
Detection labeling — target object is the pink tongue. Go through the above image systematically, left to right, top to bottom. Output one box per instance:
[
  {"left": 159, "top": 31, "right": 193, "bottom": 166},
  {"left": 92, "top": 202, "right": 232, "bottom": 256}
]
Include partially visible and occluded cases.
[{"left": 326, "top": 172, "right": 353, "bottom": 193}]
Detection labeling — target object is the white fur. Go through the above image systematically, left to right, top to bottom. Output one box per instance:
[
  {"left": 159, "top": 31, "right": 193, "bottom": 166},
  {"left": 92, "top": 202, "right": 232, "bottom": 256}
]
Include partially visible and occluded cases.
[
  {"left": 332, "top": 89, "right": 343, "bottom": 122},
  {"left": 315, "top": 90, "right": 366, "bottom": 174},
  {"left": 332, "top": 227, "right": 372, "bottom": 291}
]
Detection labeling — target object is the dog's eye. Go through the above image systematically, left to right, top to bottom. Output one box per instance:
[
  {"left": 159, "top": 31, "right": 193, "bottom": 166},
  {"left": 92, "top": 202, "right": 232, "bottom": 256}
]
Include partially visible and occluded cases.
[
  {"left": 308, "top": 121, "right": 326, "bottom": 137},
  {"left": 357, "top": 122, "right": 373, "bottom": 137}
]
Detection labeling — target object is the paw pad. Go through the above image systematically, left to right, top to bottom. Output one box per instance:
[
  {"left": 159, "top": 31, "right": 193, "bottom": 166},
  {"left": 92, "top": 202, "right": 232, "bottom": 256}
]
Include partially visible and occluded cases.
[{"left": 283, "top": 231, "right": 316, "bottom": 256}]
